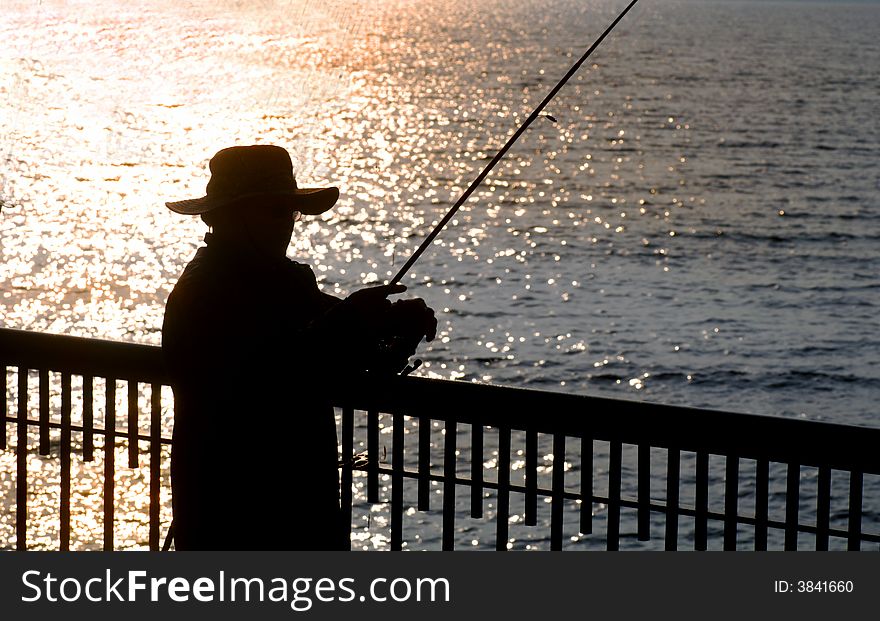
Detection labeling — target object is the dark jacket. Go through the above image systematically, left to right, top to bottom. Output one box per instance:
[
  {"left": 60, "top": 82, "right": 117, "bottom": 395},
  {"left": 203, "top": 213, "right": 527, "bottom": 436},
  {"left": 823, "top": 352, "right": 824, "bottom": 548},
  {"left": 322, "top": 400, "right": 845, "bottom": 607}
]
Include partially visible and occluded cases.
[{"left": 162, "top": 233, "right": 351, "bottom": 550}]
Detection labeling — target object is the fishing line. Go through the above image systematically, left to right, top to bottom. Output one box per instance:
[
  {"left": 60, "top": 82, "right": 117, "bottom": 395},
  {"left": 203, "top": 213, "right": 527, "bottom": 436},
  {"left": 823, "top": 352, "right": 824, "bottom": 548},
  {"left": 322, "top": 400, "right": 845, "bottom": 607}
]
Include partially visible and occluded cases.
[{"left": 389, "top": 0, "right": 643, "bottom": 285}]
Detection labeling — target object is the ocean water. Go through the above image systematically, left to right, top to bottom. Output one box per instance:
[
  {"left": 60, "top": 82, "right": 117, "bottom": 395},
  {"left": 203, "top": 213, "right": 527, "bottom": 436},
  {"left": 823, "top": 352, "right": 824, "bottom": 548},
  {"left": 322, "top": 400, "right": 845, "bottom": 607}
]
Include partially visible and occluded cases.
[{"left": 1, "top": 0, "right": 878, "bottom": 550}]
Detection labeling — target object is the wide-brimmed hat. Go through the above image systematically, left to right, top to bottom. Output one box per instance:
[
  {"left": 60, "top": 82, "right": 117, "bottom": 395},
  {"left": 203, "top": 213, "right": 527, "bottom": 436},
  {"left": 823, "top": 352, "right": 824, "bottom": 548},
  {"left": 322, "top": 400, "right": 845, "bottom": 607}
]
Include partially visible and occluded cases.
[{"left": 165, "top": 144, "right": 339, "bottom": 216}]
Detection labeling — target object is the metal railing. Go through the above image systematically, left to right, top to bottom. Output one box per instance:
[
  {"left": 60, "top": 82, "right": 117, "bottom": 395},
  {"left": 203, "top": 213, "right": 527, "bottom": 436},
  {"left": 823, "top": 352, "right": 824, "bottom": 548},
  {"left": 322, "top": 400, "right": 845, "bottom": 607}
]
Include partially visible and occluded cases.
[{"left": 2, "top": 327, "right": 879, "bottom": 551}]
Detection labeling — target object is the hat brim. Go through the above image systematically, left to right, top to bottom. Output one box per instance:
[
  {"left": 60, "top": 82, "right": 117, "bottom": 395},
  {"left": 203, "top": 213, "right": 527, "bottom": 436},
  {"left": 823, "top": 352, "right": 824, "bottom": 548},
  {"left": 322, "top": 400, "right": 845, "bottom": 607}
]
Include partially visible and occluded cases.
[{"left": 165, "top": 187, "right": 340, "bottom": 216}]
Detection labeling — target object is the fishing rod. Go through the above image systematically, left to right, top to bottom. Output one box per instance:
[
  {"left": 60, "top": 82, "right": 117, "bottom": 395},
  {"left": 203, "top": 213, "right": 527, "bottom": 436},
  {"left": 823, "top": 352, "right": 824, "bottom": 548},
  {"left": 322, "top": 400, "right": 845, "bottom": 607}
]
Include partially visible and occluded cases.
[{"left": 390, "top": 0, "right": 641, "bottom": 285}]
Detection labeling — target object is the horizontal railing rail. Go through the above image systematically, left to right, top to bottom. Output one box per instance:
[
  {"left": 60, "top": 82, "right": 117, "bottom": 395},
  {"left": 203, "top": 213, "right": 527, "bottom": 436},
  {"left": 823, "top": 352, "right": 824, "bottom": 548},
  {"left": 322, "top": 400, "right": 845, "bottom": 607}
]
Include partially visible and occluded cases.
[{"left": 2, "top": 327, "right": 878, "bottom": 551}]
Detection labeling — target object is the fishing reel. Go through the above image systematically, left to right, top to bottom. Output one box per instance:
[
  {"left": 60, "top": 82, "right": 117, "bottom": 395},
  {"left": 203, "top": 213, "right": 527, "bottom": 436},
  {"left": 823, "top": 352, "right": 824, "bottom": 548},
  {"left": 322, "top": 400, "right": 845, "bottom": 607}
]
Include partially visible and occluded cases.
[
  {"left": 368, "top": 299, "right": 435, "bottom": 376},
  {"left": 370, "top": 334, "right": 423, "bottom": 376}
]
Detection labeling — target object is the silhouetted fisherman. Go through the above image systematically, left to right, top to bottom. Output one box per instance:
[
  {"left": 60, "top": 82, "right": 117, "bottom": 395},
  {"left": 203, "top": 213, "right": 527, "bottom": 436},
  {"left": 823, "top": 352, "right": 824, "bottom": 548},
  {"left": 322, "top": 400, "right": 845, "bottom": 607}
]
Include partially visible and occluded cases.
[{"left": 162, "top": 145, "right": 436, "bottom": 550}]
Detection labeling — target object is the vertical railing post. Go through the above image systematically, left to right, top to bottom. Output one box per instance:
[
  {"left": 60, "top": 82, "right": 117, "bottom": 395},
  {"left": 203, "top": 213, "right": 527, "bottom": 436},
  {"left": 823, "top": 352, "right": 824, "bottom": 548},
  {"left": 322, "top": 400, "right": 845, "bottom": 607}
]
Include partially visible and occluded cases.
[
  {"left": 1, "top": 365, "right": 7, "bottom": 451},
  {"left": 39, "top": 368, "right": 49, "bottom": 456},
  {"left": 16, "top": 369, "right": 29, "bottom": 551},
  {"left": 60, "top": 372, "right": 72, "bottom": 551},
  {"left": 83, "top": 376, "right": 94, "bottom": 462},
  {"left": 104, "top": 378, "right": 116, "bottom": 551},
  {"left": 127, "top": 381, "right": 138, "bottom": 469},
  {"left": 149, "top": 384, "right": 162, "bottom": 551},
  {"left": 367, "top": 410, "right": 379, "bottom": 504},
  {"left": 390, "top": 411, "right": 404, "bottom": 551},
  {"left": 418, "top": 415, "right": 431, "bottom": 511},
  {"left": 442, "top": 420, "right": 457, "bottom": 550},
  {"left": 470, "top": 423, "right": 483, "bottom": 519},
  {"left": 496, "top": 425, "right": 511, "bottom": 551},
  {"left": 525, "top": 429, "right": 538, "bottom": 526},
  {"left": 550, "top": 433, "right": 565, "bottom": 551},
  {"left": 580, "top": 435, "right": 593, "bottom": 536},
  {"left": 606, "top": 440, "right": 622, "bottom": 551},
  {"left": 638, "top": 444, "right": 650, "bottom": 542},
  {"left": 664, "top": 447, "right": 680, "bottom": 551},
  {"left": 695, "top": 452, "right": 709, "bottom": 551},
  {"left": 724, "top": 455, "right": 739, "bottom": 551},
  {"left": 754, "top": 458, "right": 769, "bottom": 551},
  {"left": 784, "top": 463, "right": 800, "bottom": 551},
  {"left": 815, "top": 466, "right": 831, "bottom": 551},
  {"left": 847, "top": 471, "right": 863, "bottom": 551}
]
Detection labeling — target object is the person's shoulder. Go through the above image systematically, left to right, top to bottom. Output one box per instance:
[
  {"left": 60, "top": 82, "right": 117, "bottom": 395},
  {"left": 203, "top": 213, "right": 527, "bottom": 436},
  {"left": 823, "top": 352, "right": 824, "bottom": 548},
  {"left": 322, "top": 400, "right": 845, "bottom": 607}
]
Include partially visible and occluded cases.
[
  {"left": 163, "top": 247, "right": 241, "bottom": 341},
  {"left": 167, "top": 247, "right": 226, "bottom": 305},
  {"left": 284, "top": 259, "right": 319, "bottom": 286},
  {"left": 285, "top": 260, "right": 342, "bottom": 308}
]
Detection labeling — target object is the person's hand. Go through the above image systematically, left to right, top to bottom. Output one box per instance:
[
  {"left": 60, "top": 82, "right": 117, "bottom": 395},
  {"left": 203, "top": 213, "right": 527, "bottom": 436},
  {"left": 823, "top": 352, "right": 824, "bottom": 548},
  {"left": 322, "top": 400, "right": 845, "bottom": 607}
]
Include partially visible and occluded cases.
[
  {"left": 340, "top": 284, "right": 407, "bottom": 326},
  {"left": 327, "top": 285, "right": 437, "bottom": 375},
  {"left": 365, "top": 297, "right": 437, "bottom": 374},
  {"left": 382, "top": 298, "right": 437, "bottom": 344}
]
